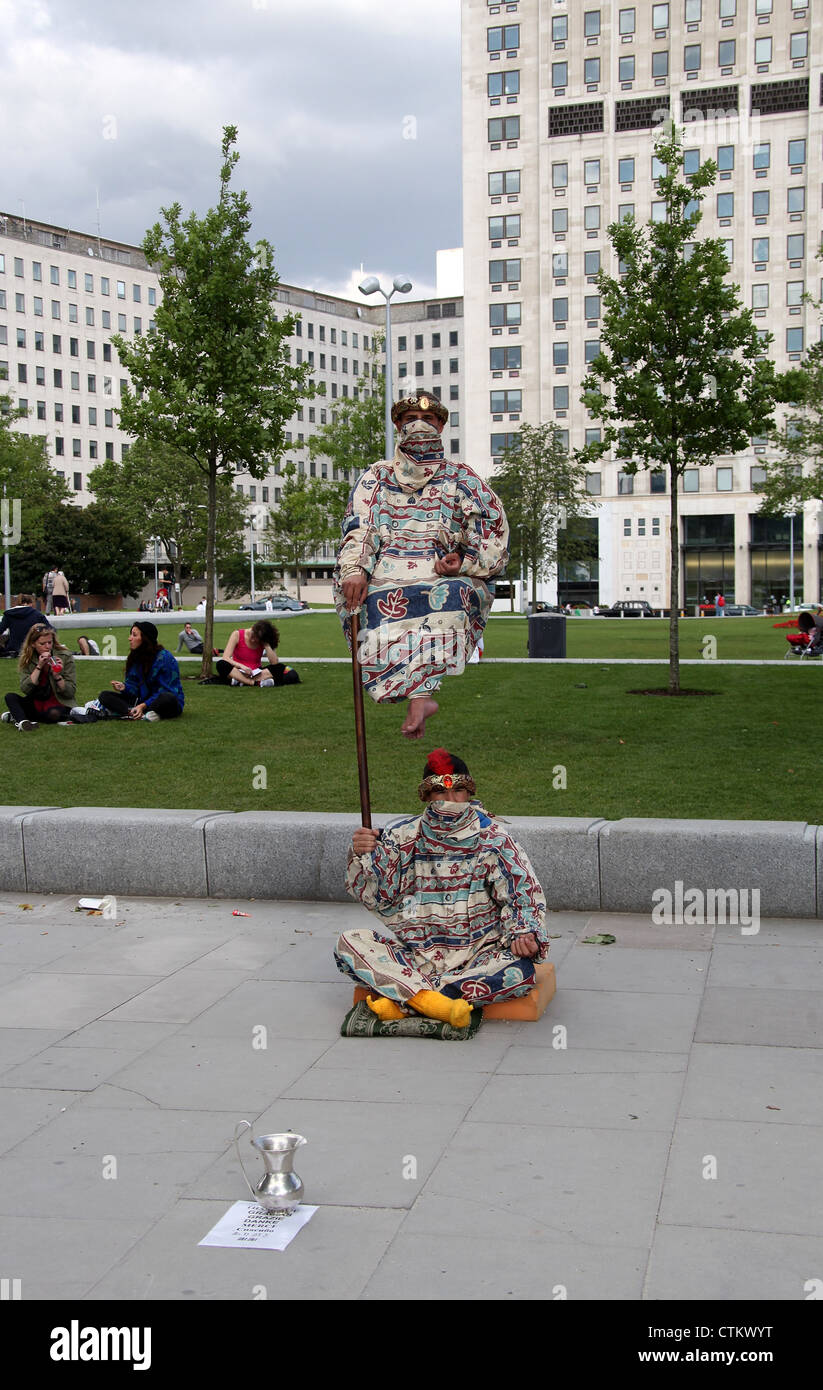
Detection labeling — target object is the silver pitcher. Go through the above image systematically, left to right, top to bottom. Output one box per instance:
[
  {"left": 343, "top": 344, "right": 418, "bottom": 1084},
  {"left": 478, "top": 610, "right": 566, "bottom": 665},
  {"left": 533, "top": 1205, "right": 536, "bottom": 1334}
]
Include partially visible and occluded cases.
[{"left": 233, "top": 1121, "right": 307, "bottom": 1213}]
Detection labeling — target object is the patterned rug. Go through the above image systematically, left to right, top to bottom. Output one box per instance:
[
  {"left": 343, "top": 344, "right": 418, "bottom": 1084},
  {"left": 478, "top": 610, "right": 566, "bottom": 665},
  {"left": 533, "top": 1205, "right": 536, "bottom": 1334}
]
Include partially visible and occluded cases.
[{"left": 340, "top": 1000, "right": 484, "bottom": 1042}]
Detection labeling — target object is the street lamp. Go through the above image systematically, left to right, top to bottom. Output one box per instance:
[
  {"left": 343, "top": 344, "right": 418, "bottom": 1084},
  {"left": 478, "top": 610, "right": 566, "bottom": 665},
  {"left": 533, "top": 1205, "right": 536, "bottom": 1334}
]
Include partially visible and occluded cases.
[
  {"left": 358, "top": 273, "right": 413, "bottom": 459},
  {"left": 785, "top": 510, "right": 797, "bottom": 612},
  {"left": 248, "top": 516, "right": 256, "bottom": 605},
  {"left": 152, "top": 536, "right": 159, "bottom": 605}
]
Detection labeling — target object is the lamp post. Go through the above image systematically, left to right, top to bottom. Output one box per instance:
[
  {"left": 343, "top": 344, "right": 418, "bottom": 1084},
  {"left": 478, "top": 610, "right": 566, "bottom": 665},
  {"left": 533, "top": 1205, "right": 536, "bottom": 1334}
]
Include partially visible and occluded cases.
[
  {"left": 358, "top": 274, "right": 413, "bottom": 460},
  {"left": 2, "top": 482, "right": 11, "bottom": 611},
  {"left": 786, "top": 510, "right": 796, "bottom": 612},
  {"left": 248, "top": 517, "right": 256, "bottom": 605},
  {"left": 152, "top": 536, "right": 159, "bottom": 606}
]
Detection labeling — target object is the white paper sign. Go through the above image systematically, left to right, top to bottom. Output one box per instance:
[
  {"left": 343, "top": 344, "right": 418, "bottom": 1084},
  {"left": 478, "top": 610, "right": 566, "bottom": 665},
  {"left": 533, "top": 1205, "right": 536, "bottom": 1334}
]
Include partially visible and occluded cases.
[{"left": 199, "top": 1201, "right": 317, "bottom": 1251}]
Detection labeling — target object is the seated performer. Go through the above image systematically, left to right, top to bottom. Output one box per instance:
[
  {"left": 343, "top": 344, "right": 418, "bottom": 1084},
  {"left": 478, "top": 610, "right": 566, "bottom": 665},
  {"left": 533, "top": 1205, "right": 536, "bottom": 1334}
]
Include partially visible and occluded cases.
[
  {"left": 334, "top": 391, "right": 508, "bottom": 739},
  {"left": 335, "top": 749, "right": 548, "bottom": 1028}
]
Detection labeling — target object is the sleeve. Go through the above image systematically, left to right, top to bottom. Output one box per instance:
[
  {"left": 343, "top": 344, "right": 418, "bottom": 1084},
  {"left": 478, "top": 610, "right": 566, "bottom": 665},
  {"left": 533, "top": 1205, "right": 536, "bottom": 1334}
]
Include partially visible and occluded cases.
[
  {"left": 455, "top": 470, "right": 509, "bottom": 580},
  {"left": 336, "top": 471, "right": 382, "bottom": 582},
  {"left": 176, "top": 631, "right": 185, "bottom": 651},
  {"left": 144, "top": 652, "right": 182, "bottom": 710},
  {"left": 57, "top": 653, "right": 76, "bottom": 702},
  {"left": 19, "top": 662, "right": 37, "bottom": 696},
  {"left": 344, "top": 823, "right": 414, "bottom": 920},
  {"left": 485, "top": 833, "right": 549, "bottom": 954}
]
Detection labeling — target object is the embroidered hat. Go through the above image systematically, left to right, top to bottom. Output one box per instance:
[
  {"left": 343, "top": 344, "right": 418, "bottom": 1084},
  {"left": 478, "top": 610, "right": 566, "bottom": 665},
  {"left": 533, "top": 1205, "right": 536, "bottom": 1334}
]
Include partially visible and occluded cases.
[
  {"left": 391, "top": 390, "right": 449, "bottom": 427},
  {"left": 418, "top": 748, "right": 476, "bottom": 801}
]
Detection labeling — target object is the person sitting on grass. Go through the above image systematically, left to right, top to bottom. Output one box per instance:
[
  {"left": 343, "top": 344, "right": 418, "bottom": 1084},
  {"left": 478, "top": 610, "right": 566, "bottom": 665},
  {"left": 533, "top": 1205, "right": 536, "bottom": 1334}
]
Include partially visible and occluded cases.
[
  {"left": 0, "top": 594, "right": 53, "bottom": 659},
  {"left": 81, "top": 621, "right": 184, "bottom": 722},
  {"left": 216, "top": 621, "right": 279, "bottom": 686},
  {"left": 176, "top": 622, "right": 204, "bottom": 655},
  {"left": 2, "top": 624, "right": 77, "bottom": 731},
  {"left": 75, "top": 635, "right": 100, "bottom": 656},
  {"left": 335, "top": 748, "right": 548, "bottom": 1028}
]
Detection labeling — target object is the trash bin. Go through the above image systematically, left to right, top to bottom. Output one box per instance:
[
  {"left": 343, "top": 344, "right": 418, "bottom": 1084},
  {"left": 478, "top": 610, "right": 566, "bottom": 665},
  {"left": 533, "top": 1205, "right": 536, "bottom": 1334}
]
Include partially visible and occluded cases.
[{"left": 528, "top": 612, "right": 566, "bottom": 658}]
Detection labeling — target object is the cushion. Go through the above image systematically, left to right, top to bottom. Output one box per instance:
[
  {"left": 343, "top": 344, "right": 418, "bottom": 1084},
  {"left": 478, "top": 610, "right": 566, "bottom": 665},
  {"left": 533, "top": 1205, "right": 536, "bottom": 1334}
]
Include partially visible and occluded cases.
[{"left": 340, "top": 1000, "right": 484, "bottom": 1041}]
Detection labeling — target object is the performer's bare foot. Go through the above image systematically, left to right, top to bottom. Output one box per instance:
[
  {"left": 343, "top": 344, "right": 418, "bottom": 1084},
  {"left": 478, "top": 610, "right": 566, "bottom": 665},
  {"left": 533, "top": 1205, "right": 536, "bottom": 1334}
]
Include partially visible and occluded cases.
[{"left": 401, "top": 697, "right": 439, "bottom": 740}]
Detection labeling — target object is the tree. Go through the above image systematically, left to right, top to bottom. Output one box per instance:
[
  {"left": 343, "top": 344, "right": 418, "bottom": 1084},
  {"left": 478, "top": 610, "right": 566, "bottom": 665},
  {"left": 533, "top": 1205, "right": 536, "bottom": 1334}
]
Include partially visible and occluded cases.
[
  {"left": 111, "top": 126, "right": 311, "bottom": 673},
  {"left": 579, "top": 126, "right": 777, "bottom": 693},
  {"left": 308, "top": 337, "right": 386, "bottom": 480},
  {"left": 757, "top": 341, "right": 823, "bottom": 515},
  {"left": 1, "top": 396, "right": 71, "bottom": 598},
  {"left": 492, "top": 422, "right": 592, "bottom": 608},
  {"left": 89, "top": 439, "right": 249, "bottom": 601},
  {"left": 263, "top": 463, "right": 340, "bottom": 599},
  {"left": 11, "top": 501, "right": 145, "bottom": 599}
]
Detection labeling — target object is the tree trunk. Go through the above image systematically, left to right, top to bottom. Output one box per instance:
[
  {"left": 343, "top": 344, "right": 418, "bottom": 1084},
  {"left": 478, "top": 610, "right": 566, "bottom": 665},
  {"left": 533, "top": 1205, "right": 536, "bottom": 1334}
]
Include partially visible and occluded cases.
[
  {"left": 200, "top": 453, "right": 217, "bottom": 678},
  {"left": 668, "top": 459, "right": 680, "bottom": 694}
]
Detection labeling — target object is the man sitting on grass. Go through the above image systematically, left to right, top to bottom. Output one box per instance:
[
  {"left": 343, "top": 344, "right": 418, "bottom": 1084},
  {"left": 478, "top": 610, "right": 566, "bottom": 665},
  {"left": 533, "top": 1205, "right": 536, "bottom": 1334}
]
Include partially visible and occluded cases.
[{"left": 335, "top": 749, "right": 548, "bottom": 1028}]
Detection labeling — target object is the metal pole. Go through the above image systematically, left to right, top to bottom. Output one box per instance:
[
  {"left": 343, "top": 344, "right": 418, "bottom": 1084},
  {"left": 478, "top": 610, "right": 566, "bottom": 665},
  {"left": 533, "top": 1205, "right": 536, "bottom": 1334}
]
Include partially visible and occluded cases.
[
  {"left": 384, "top": 292, "right": 393, "bottom": 461},
  {"left": 2, "top": 482, "right": 11, "bottom": 610},
  {"left": 789, "top": 513, "right": 796, "bottom": 612},
  {"left": 250, "top": 526, "right": 256, "bottom": 604},
  {"left": 153, "top": 537, "right": 158, "bottom": 604},
  {"left": 349, "top": 611, "right": 372, "bottom": 828}
]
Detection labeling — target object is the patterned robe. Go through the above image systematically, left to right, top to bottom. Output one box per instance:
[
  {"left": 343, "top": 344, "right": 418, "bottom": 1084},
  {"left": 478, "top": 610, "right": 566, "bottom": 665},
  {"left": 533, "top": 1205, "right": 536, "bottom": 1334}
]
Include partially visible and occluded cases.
[
  {"left": 333, "top": 450, "right": 508, "bottom": 703},
  {"left": 335, "top": 800, "right": 548, "bottom": 1005}
]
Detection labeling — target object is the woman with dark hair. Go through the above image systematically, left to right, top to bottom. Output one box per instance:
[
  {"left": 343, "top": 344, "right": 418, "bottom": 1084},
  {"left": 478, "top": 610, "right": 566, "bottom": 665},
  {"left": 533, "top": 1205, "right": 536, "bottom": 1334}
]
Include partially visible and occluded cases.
[
  {"left": 216, "top": 620, "right": 280, "bottom": 686},
  {"left": 91, "top": 622, "right": 184, "bottom": 721},
  {"left": 1, "top": 625, "right": 77, "bottom": 730}
]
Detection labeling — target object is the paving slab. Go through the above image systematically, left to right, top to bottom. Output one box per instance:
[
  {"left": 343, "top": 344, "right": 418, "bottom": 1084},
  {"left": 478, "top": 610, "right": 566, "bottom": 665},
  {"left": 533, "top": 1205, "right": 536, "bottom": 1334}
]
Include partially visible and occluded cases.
[
  {"left": 568, "top": 912, "right": 715, "bottom": 951},
  {"left": 707, "top": 942, "right": 823, "bottom": 991},
  {"left": 557, "top": 944, "right": 709, "bottom": 994},
  {"left": 102, "top": 968, "right": 250, "bottom": 1025},
  {"left": 0, "top": 970, "right": 162, "bottom": 1029},
  {"left": 696, "top": 986, "right": 823, "bottom": 1047},
  {"left": 514, "top": 988, "right": 702, "bottom": 1052},
  {"left": 0, "top": 1027, "right": 73, "bottom": 1076},
  {"left": 679, "top": 1043, "right": 823, "bottom": 1126},
  {"left": 0, "top": 1045, "right": 150, "bottom": 1092},
  {"left": 496, "top": 1047, "right": 688, "bottom": 1077},
  {"left": 466, "top": 1070, "right": 684, "bottom": 1132},
  {"left": 0, "top": 1087, "right": 85, "bottom": 1155},
  {"left": 0, "top": 1214, "right": 157, "bottom": 1300},
  {"left": 645, "top": 1225, "right": 823, "bottom": 1301}
]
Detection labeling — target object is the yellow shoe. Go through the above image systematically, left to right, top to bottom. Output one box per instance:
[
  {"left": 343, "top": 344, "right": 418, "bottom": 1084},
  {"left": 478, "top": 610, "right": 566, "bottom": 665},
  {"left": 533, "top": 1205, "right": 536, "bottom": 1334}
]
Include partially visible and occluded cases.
[
  {"left": 409, "top": 990, "right": 472, "bottom": 1029},
  {"left": 366, "top": 995, "right": 406, "bottom": 1022}
]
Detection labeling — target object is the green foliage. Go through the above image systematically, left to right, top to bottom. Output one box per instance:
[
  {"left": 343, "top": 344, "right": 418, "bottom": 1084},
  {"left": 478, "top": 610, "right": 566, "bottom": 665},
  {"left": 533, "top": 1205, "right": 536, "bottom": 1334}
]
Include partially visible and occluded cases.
[
  {"left": 110, "top": 125, "right": 311, "bottom": 670},
  {"left": 579, "top": 126, "right": 778, "bottom": 689},
  {"left": 308, "top": 338, "right": 386, "bottom": 478},
  {"left": 758, "top": 342, "right": 823, "bottom": 515},
  {"left": 0, "top": 394, "right": 71, "bottom": 551},
  {"left": 492, "top": 422, "right": 592, "bottom": 606},
  {"left": 88, "top": 438, "right": 248, "bottom": 595},
  {"left": 263, "top": 462, "right": 340, "bottom": 599},
  {"left": 10, "top": 501, "right": 145, "bottom": 597}
]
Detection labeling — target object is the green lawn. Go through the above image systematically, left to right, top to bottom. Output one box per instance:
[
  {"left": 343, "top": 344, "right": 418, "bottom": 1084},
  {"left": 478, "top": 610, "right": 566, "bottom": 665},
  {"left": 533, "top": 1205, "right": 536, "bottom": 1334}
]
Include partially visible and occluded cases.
[
  {"left": 53, "top": 613, "right": 798, "bottom": 663},
  {"left": 1, "top": 659, "right": 818, "bottom": 821}
]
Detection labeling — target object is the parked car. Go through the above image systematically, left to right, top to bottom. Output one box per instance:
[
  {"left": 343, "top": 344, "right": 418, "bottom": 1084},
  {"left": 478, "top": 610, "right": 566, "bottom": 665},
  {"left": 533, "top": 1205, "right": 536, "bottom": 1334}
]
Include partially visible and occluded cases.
[
  {"left": 239, "top": 595, "right": 309, "bottom": 612},
  {"left": 603, "top": 600, "right": 656, "bottom": 617},
  {"left": 525, "top": 601, "right": 562, "bottom": 615},
  {"left": 723, "top": 604, "right": 763, "bottom": 617}
]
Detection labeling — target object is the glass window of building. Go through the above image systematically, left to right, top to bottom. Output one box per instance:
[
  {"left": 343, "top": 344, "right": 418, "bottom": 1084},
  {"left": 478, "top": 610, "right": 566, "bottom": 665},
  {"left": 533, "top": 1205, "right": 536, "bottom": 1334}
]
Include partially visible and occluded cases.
[
  {"left": 685, "top": 0, "right": 701, "bottom": 19},
  {"left": 719, "top": 0, "right": 736, "bottom": 15},
  {"left": 652, "top": 3, "right": 669, "bottom": 26},
  {"left": 619, "top": 9, "right": 636, "bottom": 35},
  {"left": 584, "top": 11, "right": 601, "bottom": 37},
  {"left": 552, "top": 16, "right": 567, "bottom": 40},
  {"left": 790, "top": 32, "right": 807, "bottom": 60},
  {"left": 754, "top": 37, "right": 772, "bottom": 64},
  {"left": 718, "top": 39, "right": 735, "bottom": 64},
  {"left": 684, "top": 44, "right": 701, "bottom": 71},
  {"left": 652, "top": 51, "right": 669, "bottom": 77},
  {"left": 619, "top": 55, "right": 635, "bottom": 81},
  {"left": 584, "top": 58, "right": 600, "bottom": 83},
  {"left": 552, "top": 62, "right": 568, "bottom": 87},
  {"left": 488, "top": 70, "right": 520, "bottom": 97},
  {"left": 788, "top": 139, "right": 806, "bottom": 166},
  {"left": 753, "top": 142, "right": 770, "bottom": 170},
  {"left": 716, "top": 145, "right": 734, "bottom": 171},
  {"left": 684, "top": 148, "right": 700, "bottom": 175},
  {"left": 619, "top": 157, "right": 635, "bottom": 183},
  {"left": 584, "top": 159, "right": 600, "bottom": 184},
  {"left": 552, "top": 162, "right": 568, "bottom": 188},
  {"left": 489, "top": 170, "right": 520, "bottom": 195},
  {"left": 787, "top": 187, "right": 805, "bottom": 214},
  {"left": 752, "top": 190, "right": 770, "bottom": 215},
  {"left": 717, "top": 192, "right": 734, "bottom": 217},
  {"left": 618, "top": 203, "right": 635, "bottom": 222},
  {"left": 584, "top": 205, "right": 601, "bottom": 230},
  {"left": 552, "top": 208, "right": 568, "bottom": 234},
  {"left": 787, "top": 233, "right": 805, "bottom": 259},
  {"left": 752, "top": 237, "right": 769, "bottom": 262},
  {"left": 585, "top": 250, "right": 601, "bottom": 274},
  {"left": 553, "top": 252, "right": 568, "bottom": 277},
  {"left": 786, "top": 281, "right": 804, "bottom": 306},
  {"left": 751, "top": 284, "right": 769, "bottom": 308},
  {"left": 584, "top": 295, "right": 601, "bottom": 319},
  {"left": 552, "top": 298, "right": 569, "bottom": 322},
  {"left": 786, "top": 327, "right": 804, "bottom": 352},
  {"left": 553, "top": 342, "right": 569, "bottom": 366},
  {"left": 553, "top": 386, "right": 569, "bottom": 410},
  {"left": 716, "top": 467, "right": 733, "bottom": 490},
  {"left": 683, "top": 469, "right": 699, "bottom": 491},
  {"left": 618, "top": 473, "right": 634, "bottom": 495},
  {"left": 586, "top": 474, "right": 602, "bottom": 495}
]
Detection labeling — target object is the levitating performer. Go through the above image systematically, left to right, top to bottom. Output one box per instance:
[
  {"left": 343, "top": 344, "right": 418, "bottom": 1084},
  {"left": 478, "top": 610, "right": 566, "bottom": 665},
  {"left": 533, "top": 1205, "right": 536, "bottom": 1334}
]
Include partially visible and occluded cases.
[
  {"left": 334, "top": 391, "right": 508, "bottom": 739},
  {"left": 335, "top": 749, "right": 548, "bottom": 1028}
]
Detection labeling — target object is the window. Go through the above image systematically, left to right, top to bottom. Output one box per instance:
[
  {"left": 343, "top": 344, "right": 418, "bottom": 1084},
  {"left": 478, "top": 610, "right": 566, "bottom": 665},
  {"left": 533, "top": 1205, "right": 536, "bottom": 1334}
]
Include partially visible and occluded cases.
[
  {"left": 685, "top": 0, "right": 701, "bottom": 19},
  {"left": 719, "top": 0, "right": 736, "bottom": 15},
  {"left": 755, "top": 0, "right": 772, "bottom": 12},
  {"left": 653, "top": 2, "right": 669, "bottom": 25},
  {"left": 619, "top": 8, "right": 635, "bottom": 34},
  {"left": 584, "top": 11, "right": 600, "bottom": 37},
  {"left": 552, "top": 16, "right": 567, "bottom": 41},
  {"left": 487, "top": 24, "right": 520, "bottom": 52},
  {"left": 791, "top": 32, "right": 808, "bottom": 60},
  {"left": 754, "top": 37, "right": 772, "bottom": 64},
  {"left": 718, "top": 39, "right": 735, "bottom": 64},
  {"left": 684, "top": 44, "right": 701, "bottom": 70},
  {"left": 652, "top": 50, "right": 669, "bottom": 77},
  {"left": 619, "top": 55, "right": 635, "bottom": 81},
  {"left": 584, "top": 57, "right": 601, "bottom": 84},
  {"left": 552, "top": 62, "right": 568, "bottom": 88},
  {"left": 488, "top": 70, "right": 520, "bottom": 97},
  {"left": 488, "top": 116, "right": 520, "bottom": 142},
  {"left": 788, "top": 139, "right": 806, "bottom": 166},
  {"left": 753, "top": 142, "right": 770, "bottom": 170},
  {"left": 684, "top": 148, "right": 700, "bottom": 175},
  {"left": 618, "top": 157, "right": 636, "bottom": 186},
  {"left": 584, "top": 159, "right": 600, "bottom": 184},
  {"left": 552, "top": 162, "right": 568, "bottom": 188},
  {"left": 489, "top": 169, "right": 520, "bottom": 195},
  {"left": 787, "top": 187, "right": 805, "bottom": 214},
  {"left": 752, "top": 190, "right": 770, "bottom": 216},
  {"left": 717, "top": 192, "right": 734, "bottom": 217},
  {"left": 651, "top": 200, "right": 667, "bottom": 222},
  {"left": 618, "top": 203, "right": 635, "bottom": 222},
  {"left": 584, "top": 206, "right": 601, "bottom": 231},
  {"left": 552, "top": 208, "right": 568, "bottom": 235},
  {"left": 489, "top": 214, "right": 521, "bottom": 240},
  {"left": 787, "top": 233, "right": 805, "bottom": 259},
  {"left": 752, "top": 237, "right": 769, "bottom": 262},
  {"left": 720, "top": 239, "right": 733, "bottom": 262},
  {"left": 585, "top": 250, "right": 601, "bottom": 275},
  {"left": 552, "top": 252, "right": 568, "bottom": 277},
  {"left": 489, "top": 259, "right": 520, "bottom": 284},
  {"left": 50, "top": 266, "right": 59, "bottom": 285},
  {"left": 67, "top": 270, "right": 76, "bottom": 289},
  {"left": 116, "top": 280, "right": 126, "bottom": 299},
  {"left": 786, "top": 281, "right": 804, "bottom": 306},
  {"left": 132, "top": 284, "right": 141, "bottom": 302},
  {"left": 751, "top": 284, "right": 769, "bottom": 308},
  {"left": 148, "top": 287, "right": 156, "bottom": 306},
  {"left": 15, "top": 293, "right": 24, "bottom": 312},
  {"left": 584, "top": 295, "right": 601, "bottom": 320},
  {"left": 32, "top": 296, "right": 42, "bottom": 316},
  {"left": 552, "top": 298, "right": 569, "bottom": 322},
  {"left": 490, "top": 301, "right": 521, "bottom": 327},
  {"left": 786, "top": 327, "right": 804, "bottom": 353},
  {"left": 16, "top": 328, "right": 25, "bottom": 348},
  {"left": 34, "top": 331, "right": 43, "bottom": 351},
  {"left": 585, "top": 340, "right": 600, "bottom": 363},
  {"left": 553, "top": 342, "right": 569, "bottom": 366},
  {"left": 17, "top": 364, "right": 26, "bottom": 384},
  {"left": 53, "top": 369, "right": 63, "bottom": 388},
  {"left": 553, "top": 386, "right": 569, "bottom": 410},
  {"left": 490, "top": 390, "right": 522, "bottom": 413},
  {"left": 36, "top": 401, "right": 45, "bottom": 420},
  {"left": 71, "top": 404, "right": 80, "bottom": 424},
  {"left": 88, "top": 407, "right": 97, "bottom": 426},
  {"left": 491, "top": 432, "right": 520, "bottom": 458},
  {"left": 72, "top": 438, "right": 82, "bottom": 458},
  {"left": 716, "top": 467, "right": 733, "bottom": 491},
  {"left": 683, "top": 469, "right": 699, "bottom": 492},
  {"left": 618, "top": 473, "right": 634, "bottom": 495},
  {"left": 586, "top": 474, "right": 602, "bottom": 496},
  {"left": 638, "top": 519, "right": 646, "bottom": 537}
]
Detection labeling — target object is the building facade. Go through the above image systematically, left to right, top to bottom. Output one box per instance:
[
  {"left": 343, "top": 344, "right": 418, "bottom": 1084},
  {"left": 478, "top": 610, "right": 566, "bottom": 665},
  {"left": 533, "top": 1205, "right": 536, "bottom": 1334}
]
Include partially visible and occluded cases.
[{"left": 462, "top": 0, "right": 822, "bottom": 608}]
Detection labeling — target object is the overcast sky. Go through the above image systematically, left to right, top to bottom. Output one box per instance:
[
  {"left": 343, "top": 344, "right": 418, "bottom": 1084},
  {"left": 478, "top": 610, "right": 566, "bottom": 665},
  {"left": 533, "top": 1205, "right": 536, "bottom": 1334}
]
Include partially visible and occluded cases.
[{"left": 1, "top": 0, "right": 462, "bottom": 299}]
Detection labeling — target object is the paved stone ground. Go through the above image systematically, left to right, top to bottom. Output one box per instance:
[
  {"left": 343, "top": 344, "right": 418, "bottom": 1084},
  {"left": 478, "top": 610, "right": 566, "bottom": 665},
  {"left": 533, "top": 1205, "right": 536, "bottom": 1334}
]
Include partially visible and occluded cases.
[{"left": 0, "top": 890, "right": 822, "bottom": 1302}]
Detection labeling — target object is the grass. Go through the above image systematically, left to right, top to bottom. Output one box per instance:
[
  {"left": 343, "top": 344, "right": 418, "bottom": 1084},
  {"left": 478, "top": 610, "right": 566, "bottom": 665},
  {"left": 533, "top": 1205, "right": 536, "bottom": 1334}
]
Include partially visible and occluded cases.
[
  {"left": 52, "top": 613, "right": 800, "bottom": 663},
  {"left": 1, "top": 657, "right": 819, "bottom": 821}
]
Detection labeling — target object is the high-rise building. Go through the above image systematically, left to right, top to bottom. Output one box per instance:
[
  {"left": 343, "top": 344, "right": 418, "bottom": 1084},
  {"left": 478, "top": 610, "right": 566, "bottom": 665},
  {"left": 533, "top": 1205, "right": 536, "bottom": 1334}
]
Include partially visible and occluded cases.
[{"left": 462, "top": 0, "right": 821, "bottom": 608}]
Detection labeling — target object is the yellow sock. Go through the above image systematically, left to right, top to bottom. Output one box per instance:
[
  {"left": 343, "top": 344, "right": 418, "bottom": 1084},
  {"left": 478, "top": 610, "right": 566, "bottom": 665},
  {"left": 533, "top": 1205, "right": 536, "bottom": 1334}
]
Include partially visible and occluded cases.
[
  {"left": 409, "top": 989, "right": 472, "bottom": 1029},
  {"left": 366, "top": 995, "right": 406, "bottom": 1022}
]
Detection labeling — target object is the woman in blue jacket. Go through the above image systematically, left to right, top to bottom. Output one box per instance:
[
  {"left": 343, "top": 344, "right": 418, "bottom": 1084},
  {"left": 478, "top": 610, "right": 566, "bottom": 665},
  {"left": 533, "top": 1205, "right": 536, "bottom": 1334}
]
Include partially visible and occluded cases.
[{"left": 93, "top": 621, "right": 184, "bottom": 721}]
